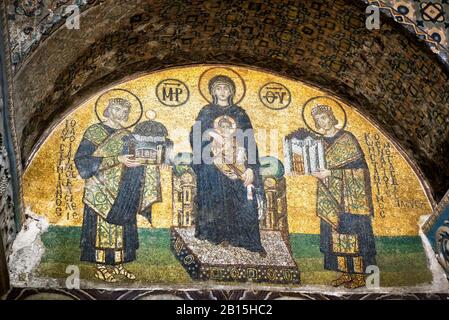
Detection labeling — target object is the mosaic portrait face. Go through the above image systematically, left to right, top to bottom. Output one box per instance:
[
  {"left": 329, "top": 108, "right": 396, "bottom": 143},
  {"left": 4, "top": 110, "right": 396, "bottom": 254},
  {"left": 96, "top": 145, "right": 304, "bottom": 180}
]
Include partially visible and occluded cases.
[
  {"left": 212, "top": 83, "right": 233, "bottom": 102},
  {"left": 106, "top": 102, "right": 130, "bottom": 124},
  {"left": 312, "top": 110, "right": 337, "bottom": 131},
  {"left": 217, "top": 118, "right": 235, "bottom": 137}
]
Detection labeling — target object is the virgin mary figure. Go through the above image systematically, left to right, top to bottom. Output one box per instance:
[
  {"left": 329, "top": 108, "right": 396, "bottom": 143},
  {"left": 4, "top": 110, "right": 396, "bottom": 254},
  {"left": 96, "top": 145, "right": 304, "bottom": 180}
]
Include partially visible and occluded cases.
[{"left": 190, "top": 75, "right": 266, "bottom": 257}]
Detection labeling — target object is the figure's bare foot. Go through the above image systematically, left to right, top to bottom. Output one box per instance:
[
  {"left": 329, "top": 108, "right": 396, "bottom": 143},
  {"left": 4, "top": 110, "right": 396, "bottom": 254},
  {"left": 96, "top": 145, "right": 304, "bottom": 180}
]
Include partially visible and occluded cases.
[
  {"left": 259, "top": 249, "right": 267, "bottom": 258},
  {"left": 331, "top": 273, "right": 353, "bottom": 287}
]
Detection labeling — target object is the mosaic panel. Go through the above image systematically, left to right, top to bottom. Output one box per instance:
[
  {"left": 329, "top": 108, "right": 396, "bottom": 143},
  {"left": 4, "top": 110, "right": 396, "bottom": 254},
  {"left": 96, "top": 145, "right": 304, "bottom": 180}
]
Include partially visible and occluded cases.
[{"left": 18, "top": 65, "right": 436, "bottom": 292}]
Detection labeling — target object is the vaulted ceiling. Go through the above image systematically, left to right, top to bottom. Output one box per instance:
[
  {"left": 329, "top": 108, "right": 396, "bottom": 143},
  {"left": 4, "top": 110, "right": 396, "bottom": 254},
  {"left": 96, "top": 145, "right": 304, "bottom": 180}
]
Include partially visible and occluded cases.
[{"left": 1, "top": 0, "right": 449, "bottom": 201}]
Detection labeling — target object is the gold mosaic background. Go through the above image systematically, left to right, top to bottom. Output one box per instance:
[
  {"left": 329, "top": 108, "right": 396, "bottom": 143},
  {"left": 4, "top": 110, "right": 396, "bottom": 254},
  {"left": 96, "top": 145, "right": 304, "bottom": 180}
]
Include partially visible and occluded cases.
[{"left": 22, "top": 65, "right": 432, "bottom": 236}]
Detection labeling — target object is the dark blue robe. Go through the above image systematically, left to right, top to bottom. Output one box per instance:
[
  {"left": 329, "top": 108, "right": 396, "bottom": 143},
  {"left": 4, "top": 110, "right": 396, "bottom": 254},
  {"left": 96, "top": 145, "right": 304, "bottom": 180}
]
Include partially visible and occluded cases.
[
  {"left": 189, "top": 104, "right": 264, "bottom": 253},
  {"left": 75, "top": 124, "right": 146, "bottom": 265}
]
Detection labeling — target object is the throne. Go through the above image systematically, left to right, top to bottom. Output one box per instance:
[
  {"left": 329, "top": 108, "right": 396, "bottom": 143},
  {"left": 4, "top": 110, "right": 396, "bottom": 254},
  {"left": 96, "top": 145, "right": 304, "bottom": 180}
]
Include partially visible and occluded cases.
[{"left": 170, "top": 153, "right": 300, "bottom": 284}]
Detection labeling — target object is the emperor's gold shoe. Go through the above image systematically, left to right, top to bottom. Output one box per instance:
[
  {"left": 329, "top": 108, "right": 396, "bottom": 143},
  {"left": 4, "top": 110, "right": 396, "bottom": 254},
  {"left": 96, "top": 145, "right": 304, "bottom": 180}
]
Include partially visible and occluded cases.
[
  {"left": 113, "top": 265, "right": 136, "bottom": 280},
  {"left": 95, "top": 266, "right": 118, "bottom": 283},
  {"left": 331, "top": 274, "right": 353, "bottom": 287},
  {"left": 343, "top": 274, "right": 366, "bottom": 289}
]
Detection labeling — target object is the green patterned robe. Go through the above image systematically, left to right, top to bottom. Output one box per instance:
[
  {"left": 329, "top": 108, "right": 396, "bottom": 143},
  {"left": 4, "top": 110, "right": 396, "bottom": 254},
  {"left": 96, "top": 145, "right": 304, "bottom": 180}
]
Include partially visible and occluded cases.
[
  {"left": 75, "top": 123, "right": 161, "bottom": 265},
  {"left": 317, "top": 130, "right": 376, "bottom": 274}
]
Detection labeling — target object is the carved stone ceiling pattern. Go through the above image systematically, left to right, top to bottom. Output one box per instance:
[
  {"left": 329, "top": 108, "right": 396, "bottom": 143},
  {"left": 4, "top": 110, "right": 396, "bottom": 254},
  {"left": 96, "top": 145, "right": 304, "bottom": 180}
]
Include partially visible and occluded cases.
[{"left": 6, "top": 0, "right": 449, "bottom": 72}]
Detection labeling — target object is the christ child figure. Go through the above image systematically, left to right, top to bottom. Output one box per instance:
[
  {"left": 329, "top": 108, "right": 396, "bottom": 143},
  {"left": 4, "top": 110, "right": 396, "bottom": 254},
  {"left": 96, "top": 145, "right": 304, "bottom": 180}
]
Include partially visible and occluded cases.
[{"left": 209, "top": 115, "right": 255, "bottom": 200}]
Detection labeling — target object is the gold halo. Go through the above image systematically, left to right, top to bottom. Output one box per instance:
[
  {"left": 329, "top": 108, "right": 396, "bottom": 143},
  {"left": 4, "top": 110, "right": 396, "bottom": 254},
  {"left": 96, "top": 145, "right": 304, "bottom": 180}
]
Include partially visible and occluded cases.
[
  {"left": 198, "top": 67, "right": 246, "bottom": 104},
  {"left": 95, "top": 89, "right": 143, "bottom": 129},
  {"left": 302, "top": 96, "right": 347, "bottom": 135}
]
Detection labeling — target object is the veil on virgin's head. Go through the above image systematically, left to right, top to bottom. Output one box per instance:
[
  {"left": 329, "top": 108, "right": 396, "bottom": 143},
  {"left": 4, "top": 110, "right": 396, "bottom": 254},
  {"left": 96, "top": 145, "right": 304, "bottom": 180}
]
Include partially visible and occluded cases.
[{"left": 208, "top": 75, "right": 236, "bottom": 105}]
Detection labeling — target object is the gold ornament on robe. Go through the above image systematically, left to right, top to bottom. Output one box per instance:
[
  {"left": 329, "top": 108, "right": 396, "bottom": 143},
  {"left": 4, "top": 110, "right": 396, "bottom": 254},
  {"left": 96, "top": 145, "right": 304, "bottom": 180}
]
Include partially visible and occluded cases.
[
  {"left": 82, "top": 124, "right": 161, "bottom": 219},
  {"left": 316, "top": 131, "right": 373, "bottom": 229}
]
